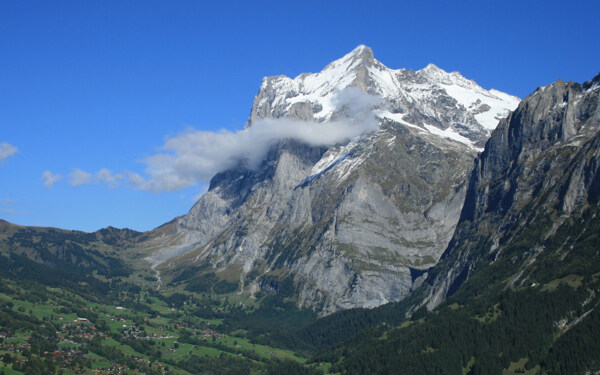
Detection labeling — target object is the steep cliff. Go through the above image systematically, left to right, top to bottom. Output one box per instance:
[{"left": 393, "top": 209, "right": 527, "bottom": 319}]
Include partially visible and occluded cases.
[{"left": 422, "top": 73, "right": 600, "bottom": 309}]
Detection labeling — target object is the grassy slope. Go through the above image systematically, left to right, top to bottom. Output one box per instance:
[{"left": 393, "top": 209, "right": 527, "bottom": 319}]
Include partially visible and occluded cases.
[{"left": 0, "top": 276, "right": 310, "bottom": 374}]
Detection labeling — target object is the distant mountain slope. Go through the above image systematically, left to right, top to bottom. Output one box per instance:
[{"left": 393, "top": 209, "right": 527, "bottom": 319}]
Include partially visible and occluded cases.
[
  {"left": 139, "top": 46, "right": 519, "bottom": 314},
  {"left": 0, "top": 220, "right": 143, "bottom": 298}
]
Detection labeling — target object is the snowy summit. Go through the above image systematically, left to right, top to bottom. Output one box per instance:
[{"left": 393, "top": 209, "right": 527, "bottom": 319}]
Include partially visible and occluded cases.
[{"left": 249, "top": 45, "right": 520, "bottom": 149}]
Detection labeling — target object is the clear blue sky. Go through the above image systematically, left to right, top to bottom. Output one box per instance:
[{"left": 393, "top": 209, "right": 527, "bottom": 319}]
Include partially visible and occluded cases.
[{"left": 1, "top": 0, "right": 598, "bottom": 232}]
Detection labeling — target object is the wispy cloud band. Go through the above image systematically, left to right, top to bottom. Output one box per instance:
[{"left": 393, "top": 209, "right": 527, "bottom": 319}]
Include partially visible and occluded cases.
[{"left": 66, "top": 88, "right": 381, "bottom": 193}]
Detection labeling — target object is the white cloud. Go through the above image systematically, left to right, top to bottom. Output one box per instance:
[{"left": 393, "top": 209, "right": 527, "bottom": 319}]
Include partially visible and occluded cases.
[
  {"left": 130, "top": 88, "right": 381, "bottom": 192},
  {"left": 0, "top": 142, "right": 18, "bottom": 162},
  {"left": 66, "top": 168, "right": 124, "bottom": 188},
  {"left": 69, "top": 168, "right": 92, "bottom": 186},
  {"left": 94, "top": 168, "right": 124, "bottom": 188},
  {"left": 41, "top": 170, "right": 61, "bottom": 188},
  {"left": 126, "top": 171, "right": 146, "bottom": 187},
  {"left": 0, "top": 198, "right": 24, "bottom": 215}
]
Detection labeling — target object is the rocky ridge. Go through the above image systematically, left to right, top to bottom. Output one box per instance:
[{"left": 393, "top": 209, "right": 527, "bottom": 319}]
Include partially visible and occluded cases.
[{"left": 420, "top": 73, "right": 600, "bottom": 310}]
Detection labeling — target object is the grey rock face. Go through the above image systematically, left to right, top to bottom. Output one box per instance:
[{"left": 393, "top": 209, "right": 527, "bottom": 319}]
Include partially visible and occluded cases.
[
  {"left": 142, "top": 46, "right": 520, "bottom": 314},
  {"left": 420, "top": 73, "right": 600, "bottom": 310}
]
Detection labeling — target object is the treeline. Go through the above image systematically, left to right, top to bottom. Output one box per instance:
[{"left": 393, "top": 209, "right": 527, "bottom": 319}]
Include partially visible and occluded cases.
[
  {"left": 324, "top": 284, "right": 597, "bottom": 374},
  {"left": 217, "top": 287, "right": 414, "bottom": 356}
]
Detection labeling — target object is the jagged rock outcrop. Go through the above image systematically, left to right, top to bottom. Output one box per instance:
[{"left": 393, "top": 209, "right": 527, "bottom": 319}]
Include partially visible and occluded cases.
[
  {"left": 141, "top": 45, "right": 519, "bottom": 314},
  {"left": 421, "top": 73, "right": 600, "bottom": 310}
]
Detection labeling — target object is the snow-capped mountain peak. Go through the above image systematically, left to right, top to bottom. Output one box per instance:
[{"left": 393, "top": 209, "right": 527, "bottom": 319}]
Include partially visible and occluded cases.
[
  {"left": 323, "top": 44, "right": 377, "bottom": 70},
  {"left": 248, "top": 45, "right": 519, "bottom": 148},
  {"left": 423, "top": 63, "right": 443, "bottom": 73}
]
